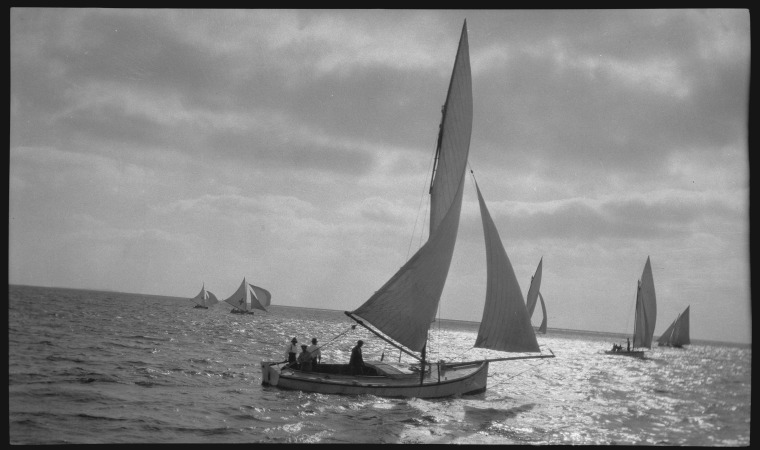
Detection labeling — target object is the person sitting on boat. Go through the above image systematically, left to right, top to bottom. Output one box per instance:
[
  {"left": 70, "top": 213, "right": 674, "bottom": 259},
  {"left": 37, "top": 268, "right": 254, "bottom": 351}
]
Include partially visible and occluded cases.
[
  {"left": 286, "top": 337, "right": 299, "bottom": 366},
  {"left": 307, "top": 338, "right": 321, "bottom": 368},
  {"left": 349, "top": 340, "right": 365, "bottom": 375},
  {"left": 298, "top": 345, "right": 313, "bottom": 372}
]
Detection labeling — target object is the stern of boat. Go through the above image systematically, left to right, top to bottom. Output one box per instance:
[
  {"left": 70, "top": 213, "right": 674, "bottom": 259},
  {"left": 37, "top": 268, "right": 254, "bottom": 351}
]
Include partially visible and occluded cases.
[{"left": 261, "top": 361, "right": 281, "bottom": 386}]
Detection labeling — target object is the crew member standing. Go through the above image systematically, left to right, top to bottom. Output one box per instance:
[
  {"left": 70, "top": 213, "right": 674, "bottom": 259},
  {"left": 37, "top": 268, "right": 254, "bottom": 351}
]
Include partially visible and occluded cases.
[
  {"left": 285, "top": 337, "right": 299, "bottom": 366},
  {"left": 307, "top": 338, "right": 322, "bottom": 368}
]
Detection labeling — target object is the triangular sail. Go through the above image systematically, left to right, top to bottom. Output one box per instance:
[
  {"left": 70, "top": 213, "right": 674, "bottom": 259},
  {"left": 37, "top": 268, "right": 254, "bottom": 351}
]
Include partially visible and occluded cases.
[
  {"left": 350, "top": 21, "right": 472, "bottom": 353},
  {"left": 474, "top": 182, "right": 540, "bottom": 352},
  {"left": 632, "top": 256, "right": 657, "bottom": 349},
  {"left": 526, "top": 258, "right": 543, "bottom": 318},
  {"left": 223, "top": 278, "right": 269, "bottom": 312},
  {"left": 192, "top": 283, "right": 219, "bottom": 307},
  {"left": 251, "top": 285, "right": 272, "bottom": 308},
  {"left": 537, "top": 292, "right": 548, "bottom": 334},
  {"left": 658, "top": 305, "right": 690, "bottom": 346},
  {"left": 672, "top": 305, "right": 690, "bottom": 346},
  {"left": 657, "top": 313, "right": 678, "bottom": 346}
]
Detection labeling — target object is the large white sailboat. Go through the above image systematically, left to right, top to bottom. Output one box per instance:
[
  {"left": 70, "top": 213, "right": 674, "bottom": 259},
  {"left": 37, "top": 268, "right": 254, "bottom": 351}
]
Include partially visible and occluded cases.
[
  {"left": 261, "top": 20, "right": 554, "bottom": 398},
  {"left": 605, "top": 256, "right": 657, "bottom": 358}
]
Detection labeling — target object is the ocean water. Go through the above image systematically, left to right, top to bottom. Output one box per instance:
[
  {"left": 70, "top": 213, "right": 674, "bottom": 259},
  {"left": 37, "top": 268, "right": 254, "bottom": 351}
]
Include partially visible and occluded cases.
[{"left": 8, "top": 285, "right": 751, "bottom": 445}]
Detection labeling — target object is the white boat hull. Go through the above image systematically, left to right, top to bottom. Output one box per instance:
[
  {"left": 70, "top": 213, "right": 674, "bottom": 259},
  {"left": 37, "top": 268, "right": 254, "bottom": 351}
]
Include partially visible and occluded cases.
[{"left": 261, "top": 360, "right": 488, "bottom": 398}]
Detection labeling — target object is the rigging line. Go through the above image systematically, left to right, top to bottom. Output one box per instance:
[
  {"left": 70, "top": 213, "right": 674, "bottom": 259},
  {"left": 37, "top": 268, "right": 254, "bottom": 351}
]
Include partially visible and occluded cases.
[
  {"left": 406, "top": 135, "right": 438, "bottom": 261},
  {"left": 467, "top": 162, "right": 477, "bottom": 184},
  {"left": 624, "top": 281, "right": 637, "bottom": 340},
  {"left": 311, "top": 324, "right": 360, "bottom": 354},
  {"left": 449, "top": 346, "right": 477, "bottom": 363},
  {"left": 493, "top": 358, "right": 551, "bottom": 385}
]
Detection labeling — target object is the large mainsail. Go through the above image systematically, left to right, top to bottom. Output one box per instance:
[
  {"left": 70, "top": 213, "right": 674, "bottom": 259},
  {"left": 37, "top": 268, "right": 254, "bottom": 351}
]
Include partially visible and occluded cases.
[
  {"left": 350, "top": 21, "right": 472, "bottom": 353},
  {"left": 474, "top": 182, "right": 540, "bottom": 352},
  {"left": 632, "top": 256, "right": 657, "bottom": 348},
  {"left": 526, "top": 258, "right": 543, "bottom": 318},
  {"left": 223, "top": 278, "right": 270, "bottom": 312},
  {"left": 192, "top": 283, "right": 219, "bottom": 307},
  {"left": 537, "top": 292, "right": 548, "bottom": 334},
  {"left": 657, "top": 305, "right": 690, "bottom": 347}
]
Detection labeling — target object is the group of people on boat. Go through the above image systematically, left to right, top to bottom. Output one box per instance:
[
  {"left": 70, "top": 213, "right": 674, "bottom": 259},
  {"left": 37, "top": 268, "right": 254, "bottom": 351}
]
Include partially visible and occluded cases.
[
  {"left": 284, "top": 336, "right": 365, "bottom": 374},
  {"left": 285, "top": 337, "right": 322, "bottom": 371},
  {"left": 610, "top": 338, "right": 631, "bottom": 353}
]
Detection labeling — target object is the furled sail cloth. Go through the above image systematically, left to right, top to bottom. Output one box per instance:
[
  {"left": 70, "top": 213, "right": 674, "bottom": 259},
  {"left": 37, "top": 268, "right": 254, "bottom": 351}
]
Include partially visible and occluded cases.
[
  {"left": 351, "top": 21, "right": 473, "bottom": 353},
  {"left": 474, "top": 182, "right": 540, "bottom": 352},
  {"left": 632, "top": 256, "right": 657, "bottom": 348},
  {"left": 526, "top": 258, "right": 543, "bottom": 318},
  {"left": 223, "top": 278, "right": 271, "bottom": 312},
  {"left": 192, "top": 283, "right": 219, "bottom": 307},
  {"left": 538, "top": 292, "right": 548, "bottom": 334},
  {"left": 657, "top": 305, "right": 690, "bottom": 346}
]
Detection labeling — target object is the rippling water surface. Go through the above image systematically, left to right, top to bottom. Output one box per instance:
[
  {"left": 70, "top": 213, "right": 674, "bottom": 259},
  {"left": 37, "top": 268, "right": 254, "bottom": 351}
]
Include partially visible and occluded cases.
[{"left": 9, "top": 285, "right": 750, "bottom": 445}]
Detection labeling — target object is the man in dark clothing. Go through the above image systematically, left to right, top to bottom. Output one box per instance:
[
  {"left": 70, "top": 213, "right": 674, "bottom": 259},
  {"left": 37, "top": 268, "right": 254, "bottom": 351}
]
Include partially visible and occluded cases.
[{"left": 349, "top": 340, "right": 365, "bottom": 375}]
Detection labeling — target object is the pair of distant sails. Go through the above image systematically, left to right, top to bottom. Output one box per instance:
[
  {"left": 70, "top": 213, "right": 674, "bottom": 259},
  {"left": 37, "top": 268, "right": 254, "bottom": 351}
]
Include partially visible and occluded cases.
[{"left": 191, "top": 279, "right": 271, "bottom": 313}]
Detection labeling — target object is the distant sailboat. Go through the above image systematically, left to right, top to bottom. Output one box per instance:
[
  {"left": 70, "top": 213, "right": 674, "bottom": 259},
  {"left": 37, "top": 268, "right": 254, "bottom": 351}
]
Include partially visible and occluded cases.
[
  {"left": 261, "top": 20, "right": 554, "bottom": 398},
  {"left": 605, "top": 256, "right": 657, "bottom": 358},
  {"left": 525, "top": 258, "right": 548, "bottom": 334},
  {"left": 223, "top": 278, "right": 271, "bottom": 315},
  {"left": 191, "top": 283, "right": 219, "bottom": 309},
  {"left": 537, "top": 292, "right": 548, "bottom": 334},
  {"left": 657, "top": 305, "right": 690, "bottom": 348}
]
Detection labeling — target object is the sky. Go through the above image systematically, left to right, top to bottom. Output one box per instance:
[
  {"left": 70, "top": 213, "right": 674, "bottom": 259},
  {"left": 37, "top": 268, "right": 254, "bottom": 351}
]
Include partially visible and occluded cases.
[{"left": 9, "top": 9, "right": 751, "bottom": 344}]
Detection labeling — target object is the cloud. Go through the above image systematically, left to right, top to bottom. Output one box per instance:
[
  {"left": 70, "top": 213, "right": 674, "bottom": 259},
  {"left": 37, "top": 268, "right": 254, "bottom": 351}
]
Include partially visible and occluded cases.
[{"left": 9, "top": 9, "right": 750, "bottom": 343}]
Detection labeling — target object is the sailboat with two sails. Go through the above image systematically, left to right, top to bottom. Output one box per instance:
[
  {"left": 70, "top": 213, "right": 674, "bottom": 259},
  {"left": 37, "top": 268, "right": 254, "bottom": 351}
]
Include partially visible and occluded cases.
[
  {"left": 261, "top": 20, "right": 554, "bottom": 398},
  {"left": 605, "top": 256, "right": 657, "bottom": 358},
  {"left": 525, "top": 258, "right": 548, "bottom": 334},
  {"left": 224, "top": 278, "right": 272, "bottom": 315},
  {"left": 190, "top": 283, "right": 219, "bottom": 309},
  {"left": 657, "top": 305, "right": 690, "bottom": 348}
]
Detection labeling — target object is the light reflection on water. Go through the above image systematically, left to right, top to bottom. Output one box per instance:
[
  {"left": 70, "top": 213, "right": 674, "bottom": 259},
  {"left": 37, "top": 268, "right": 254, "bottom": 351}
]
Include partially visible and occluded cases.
[{"left": 8, "top": 286, "right": 751, "bottom": 445}]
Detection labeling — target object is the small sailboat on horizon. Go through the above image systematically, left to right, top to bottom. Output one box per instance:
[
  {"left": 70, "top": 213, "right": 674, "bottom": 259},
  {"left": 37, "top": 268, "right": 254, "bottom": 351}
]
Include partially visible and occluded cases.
[
  {"left": 261, "top": 20, "right": 554, "bottom": 399},
  {"left": 605, "top": 256, "right": 657, "bottom": 358},
  {"left": 525, "top": 257, "right": 548, "bottom": 334},
  {"left": 223, "top": 278, "right": 271, "bottom": 315},
  {"left": 191, "top": 283, "right": 219, "bottom": 309},
  {"left": 658, "top": 305, "right": 690, "bottom": 348}
]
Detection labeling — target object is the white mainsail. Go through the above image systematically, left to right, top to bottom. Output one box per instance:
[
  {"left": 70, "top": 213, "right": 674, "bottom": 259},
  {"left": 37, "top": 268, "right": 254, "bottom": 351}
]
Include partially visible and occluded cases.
[
  {"left": 261, "top": 20, "right": 555, "bottom": 399},
  {"left": 351, "top": 21, "right": 472, "bottom": 353},
  {"left": 474, "top": 182, "right": 540, "bottom": 352},
  {"left": 632, "top": 256, "right": 657, "bottom": 349},
  {"left": 526, "top": 258, "right": 543, "bottom": 318},
  {"left": 223, "top": 277, "right": 271, "bottom": 312},
  {"left": 192, "top": 283, "right": 219, "bottom": 307},
  {"left": 537, "top": 292, "right": 548, "bottom": 334},
  {"left": 657, "top": 305, "right": 690, "bottom": 347}
]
